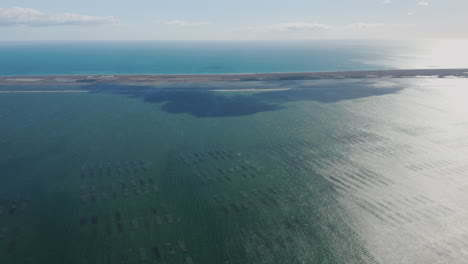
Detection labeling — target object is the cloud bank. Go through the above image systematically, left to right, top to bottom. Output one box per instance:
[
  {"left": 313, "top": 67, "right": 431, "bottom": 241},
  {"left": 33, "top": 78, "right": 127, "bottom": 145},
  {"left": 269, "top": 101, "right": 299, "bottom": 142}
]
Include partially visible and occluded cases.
[
  {"left": 418, "top": 1, "right": 430, "bottom": 6},
  {"left": 0, "top": 7, "right": 118, "bottom": 27},
  {"left": 164, "top": 20, "right": 211, "bottom": 27},
  {"left": 241, "top": 22, "right": 407, "bottom": 39},
  {"left": 244, "top": 22, "right": 387, "bottom": 33},
  {"left": 245, "top": 22, "right": 333, "bottom": 32}
]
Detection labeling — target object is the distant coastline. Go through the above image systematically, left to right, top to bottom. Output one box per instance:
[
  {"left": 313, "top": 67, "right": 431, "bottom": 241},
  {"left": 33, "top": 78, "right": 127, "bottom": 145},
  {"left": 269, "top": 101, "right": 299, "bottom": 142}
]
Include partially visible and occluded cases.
[{"left": 1, "top": 69, "right": 467, "bottom": 87}]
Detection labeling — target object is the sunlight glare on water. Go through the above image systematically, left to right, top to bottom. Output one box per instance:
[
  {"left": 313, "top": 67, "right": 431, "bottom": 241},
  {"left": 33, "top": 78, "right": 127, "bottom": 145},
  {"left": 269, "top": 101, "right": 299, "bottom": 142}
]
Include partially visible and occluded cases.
[
  {"left": 363, "top": 39, "right": 468, "bottom": 70},
  {"left": 1, "top": 77, "right": 468, "bottom": 263}
]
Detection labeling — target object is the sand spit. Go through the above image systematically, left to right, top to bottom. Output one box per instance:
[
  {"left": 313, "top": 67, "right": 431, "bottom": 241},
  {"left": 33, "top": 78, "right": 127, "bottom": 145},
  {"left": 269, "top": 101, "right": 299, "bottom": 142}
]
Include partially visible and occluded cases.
[
  {"left": 1, "top": 69, "right": 468, "bottom": 87},
  {"left": 4, "top": 78, "right": 43, "bottom": 82},
  {"left": 0, "top": 88, "right": 289, "bottom": 93},
  {"left": 0, "top": 90, "right": 88, "bottom": 93}
]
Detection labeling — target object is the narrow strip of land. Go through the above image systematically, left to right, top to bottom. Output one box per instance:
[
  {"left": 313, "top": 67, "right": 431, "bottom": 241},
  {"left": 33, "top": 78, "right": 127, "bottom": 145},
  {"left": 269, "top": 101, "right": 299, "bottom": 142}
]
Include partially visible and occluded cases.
[
  {"left": 0, "top": 69, "right": 467, "bottom": 87},
  {"left": 0, "top": 88, "right": 291, "bottom": 93},
  {"left": 0, "top": 90, "right": 88, "bottom": 93}
]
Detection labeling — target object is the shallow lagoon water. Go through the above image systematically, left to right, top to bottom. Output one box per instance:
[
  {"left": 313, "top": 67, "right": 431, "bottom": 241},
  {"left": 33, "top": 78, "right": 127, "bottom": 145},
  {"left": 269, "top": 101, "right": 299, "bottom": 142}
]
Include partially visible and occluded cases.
[{"left": 1, "top": 77, "right": 468, "bottom": 263}]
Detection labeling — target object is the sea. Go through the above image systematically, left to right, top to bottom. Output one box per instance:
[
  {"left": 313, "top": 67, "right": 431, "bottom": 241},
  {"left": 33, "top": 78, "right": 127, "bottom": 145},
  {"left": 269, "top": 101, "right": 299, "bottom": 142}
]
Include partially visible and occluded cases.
[
  {"left": 1, "top": 39, "right": 468, "bottom": 75},
  {"left": 1, "top": 40, "right": 468, "bottom": 264}
]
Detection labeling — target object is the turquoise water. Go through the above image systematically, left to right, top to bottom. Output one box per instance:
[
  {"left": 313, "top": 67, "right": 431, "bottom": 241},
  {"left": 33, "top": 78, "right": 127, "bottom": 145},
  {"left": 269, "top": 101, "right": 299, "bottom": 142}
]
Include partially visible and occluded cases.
[
  {"left": 1, "top": 40, "right": 467, "bottom": 76},
  {"left": 1, "top": 78, "right": 468, "bottom": 263}
]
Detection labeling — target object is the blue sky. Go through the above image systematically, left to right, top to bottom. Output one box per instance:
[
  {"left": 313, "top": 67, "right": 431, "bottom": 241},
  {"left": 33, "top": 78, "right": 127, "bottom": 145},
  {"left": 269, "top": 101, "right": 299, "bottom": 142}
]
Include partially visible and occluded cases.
[{"left": 0, "top": 0, "right": 467, "bottom": 40}]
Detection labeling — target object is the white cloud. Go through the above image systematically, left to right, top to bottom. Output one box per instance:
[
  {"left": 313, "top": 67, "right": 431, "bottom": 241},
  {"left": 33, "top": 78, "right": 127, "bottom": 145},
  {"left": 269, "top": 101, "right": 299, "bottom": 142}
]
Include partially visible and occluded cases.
[
  {"left": 383, "top": 0, "right": 392, "bottom": 4},
  {"left": 417, "top": 1, "right": 429, "bottom": 6},
  {"left": 0, "top": 7, "right": 118, "bottom": 27},
  {"left": 164, "top": 20, "right": 211, "bottom": 27},
  {"left": 240, "top": 22, "right": 409, "bottom": 39},
  {"left": 244, "top": 22, "right": 387, "bottom": 33},
  {"left": 244, "top": 22, "right": 333, "bottom": 32},
  {"left": 343, "top": 22, "right": 386, "bottom": 30}
]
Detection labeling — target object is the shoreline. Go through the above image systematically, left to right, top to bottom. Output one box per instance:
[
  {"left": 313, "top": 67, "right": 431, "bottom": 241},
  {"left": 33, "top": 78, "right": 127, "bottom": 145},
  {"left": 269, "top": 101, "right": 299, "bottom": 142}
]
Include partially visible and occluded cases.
[
  {"left": 1, "top": 68, "right": 467, "bottom": 86},
  {"left": 0, "top": 88, "right": 292, "bottom": 93}
]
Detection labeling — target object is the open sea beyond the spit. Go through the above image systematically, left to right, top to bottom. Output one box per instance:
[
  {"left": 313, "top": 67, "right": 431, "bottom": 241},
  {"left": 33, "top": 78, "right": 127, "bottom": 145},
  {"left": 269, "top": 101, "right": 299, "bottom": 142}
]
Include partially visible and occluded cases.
[{"left": 0, "top": 39, "right": 468, "bottom": 75}]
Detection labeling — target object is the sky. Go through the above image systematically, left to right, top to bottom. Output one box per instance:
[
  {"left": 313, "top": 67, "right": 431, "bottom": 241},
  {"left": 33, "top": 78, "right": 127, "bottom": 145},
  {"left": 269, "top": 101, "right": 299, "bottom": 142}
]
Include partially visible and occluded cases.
[{"left": 0, "top": 0, "right": 467, "bottom": 41}]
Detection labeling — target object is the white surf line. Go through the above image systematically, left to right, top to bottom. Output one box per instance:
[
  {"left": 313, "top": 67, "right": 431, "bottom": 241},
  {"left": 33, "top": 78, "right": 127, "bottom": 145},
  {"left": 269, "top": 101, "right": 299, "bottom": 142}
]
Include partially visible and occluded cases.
[
  {"left": 93, "top": 88, "right": 290, "bottom": 92},
  {"left": 211, "top": 88, "right": 290, "bottom": 92}
]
